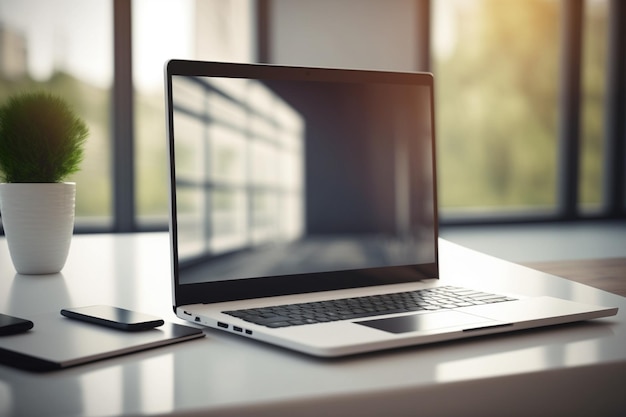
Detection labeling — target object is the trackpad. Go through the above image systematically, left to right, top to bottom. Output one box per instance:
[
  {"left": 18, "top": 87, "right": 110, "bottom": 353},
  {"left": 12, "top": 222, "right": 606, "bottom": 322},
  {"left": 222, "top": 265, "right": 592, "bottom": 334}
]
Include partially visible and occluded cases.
[{"left": 356, "top": 311, "right": 491, "bottom": 334}]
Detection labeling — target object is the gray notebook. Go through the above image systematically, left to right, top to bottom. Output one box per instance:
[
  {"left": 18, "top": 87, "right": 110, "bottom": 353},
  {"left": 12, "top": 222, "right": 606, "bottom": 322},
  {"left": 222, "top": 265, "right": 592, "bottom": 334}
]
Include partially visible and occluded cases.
[{"left": 0, "top": 312, "right": 204, "bottom": 371}]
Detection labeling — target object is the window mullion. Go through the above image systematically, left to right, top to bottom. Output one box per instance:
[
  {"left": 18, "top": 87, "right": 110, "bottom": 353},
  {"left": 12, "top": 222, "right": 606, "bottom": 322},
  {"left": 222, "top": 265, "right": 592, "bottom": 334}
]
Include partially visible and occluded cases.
[
  {"left": 112, "top": 0, "right": 135, "bottom": 232},
  {"left": 415, "top": 0, "right": 431, "bottom": 72},
  {"left": 557, "top": 0, "right": 584, "bottom": 219},
  {"left": 603, "top": 0, "right": 626, "bottom": 217}
]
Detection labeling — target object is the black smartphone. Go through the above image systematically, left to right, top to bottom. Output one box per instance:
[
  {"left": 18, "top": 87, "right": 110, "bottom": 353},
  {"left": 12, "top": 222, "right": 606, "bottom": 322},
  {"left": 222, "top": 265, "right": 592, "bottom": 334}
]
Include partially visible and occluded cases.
[
  {"left": 60, "top": 305, "right": 164, "bottom": 331},
  {"left": 0, "top": 313, "right": 34, "bottom": 336}
]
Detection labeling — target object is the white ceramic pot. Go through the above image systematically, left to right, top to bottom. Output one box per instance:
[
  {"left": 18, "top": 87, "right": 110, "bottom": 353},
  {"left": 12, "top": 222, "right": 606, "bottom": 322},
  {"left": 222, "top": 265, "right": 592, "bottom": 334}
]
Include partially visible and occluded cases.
[{"left": 0, "top": 182, "right": 76, "bottom": 274}]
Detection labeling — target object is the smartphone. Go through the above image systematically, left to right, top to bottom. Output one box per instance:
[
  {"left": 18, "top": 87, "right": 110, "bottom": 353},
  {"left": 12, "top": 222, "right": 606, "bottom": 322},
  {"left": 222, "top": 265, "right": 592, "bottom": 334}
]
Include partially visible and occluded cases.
[
  {"left": 60, "top": 305, "right": 164, "bottom": 331},
  {"left": 0, "top": 313, "right": 34, "bottom": 336}
]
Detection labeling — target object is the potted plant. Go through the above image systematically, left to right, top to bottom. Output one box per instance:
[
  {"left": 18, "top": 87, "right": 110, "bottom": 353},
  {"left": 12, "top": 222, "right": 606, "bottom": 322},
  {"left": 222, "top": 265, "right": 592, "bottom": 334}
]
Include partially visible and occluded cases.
[{"left": 0, "top": 92, "right": 88, "bottom": 274}]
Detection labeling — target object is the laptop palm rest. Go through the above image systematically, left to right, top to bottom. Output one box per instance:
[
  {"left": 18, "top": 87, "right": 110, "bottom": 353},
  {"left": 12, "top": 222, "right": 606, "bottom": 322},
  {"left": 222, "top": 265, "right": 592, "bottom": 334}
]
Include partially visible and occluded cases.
[{"left": 356, "top": 311, "right": 495, "bottom": 334}]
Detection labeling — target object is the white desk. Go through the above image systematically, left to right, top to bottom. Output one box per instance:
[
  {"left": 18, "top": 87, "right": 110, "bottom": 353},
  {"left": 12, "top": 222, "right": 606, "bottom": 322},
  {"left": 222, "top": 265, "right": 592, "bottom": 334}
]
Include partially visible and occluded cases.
[{"left": 1, "top": 233, "right": 625, "bottom": 417}]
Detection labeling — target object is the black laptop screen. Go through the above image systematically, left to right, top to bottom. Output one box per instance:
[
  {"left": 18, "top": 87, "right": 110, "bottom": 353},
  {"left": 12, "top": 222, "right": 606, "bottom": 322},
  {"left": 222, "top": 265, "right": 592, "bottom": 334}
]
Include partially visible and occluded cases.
[{"left": 166, "top": 61, "right": 438, "bottom": 304}]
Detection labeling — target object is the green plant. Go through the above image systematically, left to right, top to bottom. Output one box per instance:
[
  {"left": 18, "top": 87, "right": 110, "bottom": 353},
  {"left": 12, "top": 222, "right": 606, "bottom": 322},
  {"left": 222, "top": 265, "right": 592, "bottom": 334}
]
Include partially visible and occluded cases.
[{"left": 0, "top": 92, "right": 88, "bottom": 183}]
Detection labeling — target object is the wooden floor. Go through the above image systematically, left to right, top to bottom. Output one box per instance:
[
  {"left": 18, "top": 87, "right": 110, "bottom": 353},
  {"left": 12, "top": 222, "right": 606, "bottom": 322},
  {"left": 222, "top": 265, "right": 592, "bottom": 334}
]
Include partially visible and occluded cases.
[{"left": 523, "top": 257, "right": 626, "bottom": 297}]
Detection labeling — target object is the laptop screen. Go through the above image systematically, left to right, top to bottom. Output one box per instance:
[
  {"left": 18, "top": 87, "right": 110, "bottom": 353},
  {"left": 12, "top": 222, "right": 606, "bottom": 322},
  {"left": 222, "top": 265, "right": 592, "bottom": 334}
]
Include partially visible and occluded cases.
[{"left": 165, "top": 61, "right": 438, "bottom": 305}]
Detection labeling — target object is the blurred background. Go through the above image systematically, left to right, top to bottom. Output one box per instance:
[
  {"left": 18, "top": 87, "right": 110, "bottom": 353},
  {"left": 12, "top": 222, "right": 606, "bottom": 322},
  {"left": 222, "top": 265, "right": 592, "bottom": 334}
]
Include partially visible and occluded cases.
[{"left": 0, "top": 0, "right": 624, "bottom": 262}]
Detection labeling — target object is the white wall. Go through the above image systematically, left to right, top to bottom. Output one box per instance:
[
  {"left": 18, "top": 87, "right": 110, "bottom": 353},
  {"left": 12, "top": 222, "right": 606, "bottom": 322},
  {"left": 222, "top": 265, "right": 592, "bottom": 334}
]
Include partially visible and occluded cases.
[{"left": 269, "top": 0, "right": 418, "bottom": 72}]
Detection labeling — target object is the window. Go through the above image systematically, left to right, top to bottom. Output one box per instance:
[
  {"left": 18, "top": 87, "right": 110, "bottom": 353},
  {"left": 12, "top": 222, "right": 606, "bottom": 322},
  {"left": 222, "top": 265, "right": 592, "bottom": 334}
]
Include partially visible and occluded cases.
[
  {"left": 0, "top": 0, "right": 113, "bottom": 229},
  {"left": 1, "top": 0, "right": 623, "bottom": 235},
  {"left": 133, "top": 0, "right": 255, "bottom": 228},
  {"left": 433, "top": 0, "right": 561, "bottom": 217},
  {"left": 433, "top": 0, "right": 624, "bottom": 223}
]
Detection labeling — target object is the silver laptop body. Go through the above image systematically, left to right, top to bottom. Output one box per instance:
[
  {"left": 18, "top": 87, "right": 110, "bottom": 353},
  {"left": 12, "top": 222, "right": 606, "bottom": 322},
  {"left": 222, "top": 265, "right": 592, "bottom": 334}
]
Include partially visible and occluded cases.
[{"left": 164, "top": 60, "right": 617, "bottom": 357}]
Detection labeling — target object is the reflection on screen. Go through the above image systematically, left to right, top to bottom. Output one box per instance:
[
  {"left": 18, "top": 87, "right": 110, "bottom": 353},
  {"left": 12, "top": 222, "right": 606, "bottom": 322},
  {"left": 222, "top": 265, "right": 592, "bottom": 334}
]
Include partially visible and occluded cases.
[{"left": 172, "top": 75, "right": 435, "bottom": 284}]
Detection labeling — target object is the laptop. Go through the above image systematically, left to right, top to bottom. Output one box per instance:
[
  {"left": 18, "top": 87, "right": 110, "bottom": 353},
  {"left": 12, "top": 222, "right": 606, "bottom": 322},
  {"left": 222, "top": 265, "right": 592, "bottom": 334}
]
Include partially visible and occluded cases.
[{"left": 164, "top": 59, "right": 617, "bottom": 357}]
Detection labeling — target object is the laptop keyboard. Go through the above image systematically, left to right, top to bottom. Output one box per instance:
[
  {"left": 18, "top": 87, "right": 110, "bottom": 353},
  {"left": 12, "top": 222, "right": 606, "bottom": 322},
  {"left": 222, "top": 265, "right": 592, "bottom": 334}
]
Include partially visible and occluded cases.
[{"left": 223, "top": 286, "right": 516, "bottom": 329}]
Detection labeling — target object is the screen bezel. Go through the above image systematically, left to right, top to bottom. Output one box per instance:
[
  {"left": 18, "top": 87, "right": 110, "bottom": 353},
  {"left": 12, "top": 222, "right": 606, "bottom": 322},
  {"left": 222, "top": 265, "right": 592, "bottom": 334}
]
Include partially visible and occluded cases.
[{"left": 165, "top": 59, "right": 440, "bottom": 306}]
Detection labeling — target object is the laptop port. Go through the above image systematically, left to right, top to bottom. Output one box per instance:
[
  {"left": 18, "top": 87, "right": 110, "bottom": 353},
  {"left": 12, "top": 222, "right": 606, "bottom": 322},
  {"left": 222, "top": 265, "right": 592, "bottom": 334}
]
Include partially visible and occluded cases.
[
  {"left": 194, "top": 316, "right": 201, "bottom": 322},
  {"left": 217, "top": 322, "right": 228, "bottom": 329},
  {"left": 233, "top": 326, "right": 243, "bottom": 332},
  {"left": 245, "top": 329, "right": 253, "bottom": 335}
]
